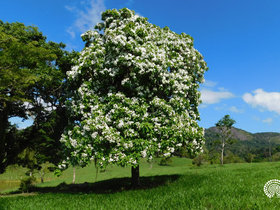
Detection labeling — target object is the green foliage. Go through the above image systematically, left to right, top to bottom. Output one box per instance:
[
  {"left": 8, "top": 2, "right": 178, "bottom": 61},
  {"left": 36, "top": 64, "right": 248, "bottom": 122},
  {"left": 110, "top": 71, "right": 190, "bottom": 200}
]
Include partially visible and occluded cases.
[
  {"left": 0, "top": 20, "right": 75, "bottom": 174},
  {"left": 0, "top": 20, "right": 65, "bottom": 106},
  {"left": 215, "top": 114, "right": 236, "bottom": 147},
  {"left": 215, "top": 115, "right": 236, "bottom": 128},
  {"left": 0, "top": 124, "right": 22, "bottom": 174},
  {"left": 16, "top": 148, "right": 41, "bottom": 175},
  {"left": 223, "top": 151, "right": 244, "bottom": 164},
  {"left": 208, "top": 152, "right": 220, "bottom": 164},
  {"left": 271, "top": 152, "right": 280, "bottom": 161},
  {"left": 192, "top": 153, "right": 207, "bottom": 166},
  {"left": 246, "top": 153, "right": 256, "bottom": 163},
  {"left": 159, "top": 157, "right": 172, "bottom": 166},
  {"left": 19, "top": 176, "right": 36, "bottom": 193}
]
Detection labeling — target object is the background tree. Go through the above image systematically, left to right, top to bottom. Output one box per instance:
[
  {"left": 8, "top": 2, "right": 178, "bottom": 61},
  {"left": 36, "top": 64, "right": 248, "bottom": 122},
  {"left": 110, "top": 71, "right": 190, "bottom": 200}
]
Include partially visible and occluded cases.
[
  {"left": 59, "top": 8, "right": 208, "bottom": 187},
  {"left": 0, "top": 20, "right": 74, "bottom": 174},
  {"left": 18, "top": 50, "right": 78, "bottom": 179},
  {"left": 215, "top": 115, "right": 236, "bottom": 165},
  {"left": 246, "top": 153, "right": 256, "bottom": 163}
]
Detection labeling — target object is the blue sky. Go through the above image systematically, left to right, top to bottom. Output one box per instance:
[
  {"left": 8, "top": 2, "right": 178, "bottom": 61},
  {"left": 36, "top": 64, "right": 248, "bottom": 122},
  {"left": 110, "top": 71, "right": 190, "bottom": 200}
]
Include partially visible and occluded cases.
[{"left": 2, "top": 0, "right": 280, "bottom": 133}]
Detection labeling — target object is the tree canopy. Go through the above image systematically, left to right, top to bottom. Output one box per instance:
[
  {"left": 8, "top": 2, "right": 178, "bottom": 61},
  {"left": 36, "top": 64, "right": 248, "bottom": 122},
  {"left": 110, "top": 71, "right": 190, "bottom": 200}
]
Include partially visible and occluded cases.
[
  {"left": 60, "top": 8, "right": 208, "bottom": 181},
  {"left": 0, "top": 20, "right": 73, "bottom": 173},
  {"left": 216, "top": 115, "right": 236, "bottom": 129}
]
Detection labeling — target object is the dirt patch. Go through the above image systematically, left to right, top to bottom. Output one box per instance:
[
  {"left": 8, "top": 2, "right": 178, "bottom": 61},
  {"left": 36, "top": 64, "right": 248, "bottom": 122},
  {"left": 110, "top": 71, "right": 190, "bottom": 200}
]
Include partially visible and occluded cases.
[{"left": 0, "top": 192, "right": 37, "bottom": 198}]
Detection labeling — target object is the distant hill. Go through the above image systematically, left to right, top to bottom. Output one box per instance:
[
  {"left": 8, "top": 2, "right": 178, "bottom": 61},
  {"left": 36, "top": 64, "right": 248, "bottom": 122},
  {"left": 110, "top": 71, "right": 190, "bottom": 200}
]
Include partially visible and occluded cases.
[
  {"left": 205, "top": 126, "right": 280, "bottom": 144},
  {"left": 204, "top": 127, "right": 280, "bottom": 161},
  {"left": 206, "top": 127, "right": 253, "bottom": 141}
]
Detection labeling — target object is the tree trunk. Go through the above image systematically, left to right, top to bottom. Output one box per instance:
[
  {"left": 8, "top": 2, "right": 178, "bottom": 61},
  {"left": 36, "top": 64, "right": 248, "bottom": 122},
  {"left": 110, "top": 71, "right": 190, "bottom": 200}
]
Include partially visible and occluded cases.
[
  {"left": 0, "top": 109, "right": 9, "bottom": 174},
  {"left": 221, "top": 143, "right": 224, "bottom": 165},
  {"left": 131, "top": 165, "right": 140, "bottom": 187},
  {"left": 72, "top": 167, "right": 76, "bottom": 184},
  {"left": 40, "top": 171, "right": 44, "bottom": 183}
]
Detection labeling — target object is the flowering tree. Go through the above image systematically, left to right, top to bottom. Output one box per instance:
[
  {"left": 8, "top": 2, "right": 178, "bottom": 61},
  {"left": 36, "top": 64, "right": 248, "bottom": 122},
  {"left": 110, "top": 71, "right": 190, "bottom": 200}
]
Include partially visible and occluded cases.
[{"left": 60, "top": 8, "right": 208, "bottom": 186}]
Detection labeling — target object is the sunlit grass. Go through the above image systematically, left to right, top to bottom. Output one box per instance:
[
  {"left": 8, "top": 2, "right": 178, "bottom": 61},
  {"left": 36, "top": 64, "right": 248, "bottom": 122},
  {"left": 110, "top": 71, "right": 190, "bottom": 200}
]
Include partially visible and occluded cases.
[{"left": 1, "top": 158, "right": 280, "bottom": 209}]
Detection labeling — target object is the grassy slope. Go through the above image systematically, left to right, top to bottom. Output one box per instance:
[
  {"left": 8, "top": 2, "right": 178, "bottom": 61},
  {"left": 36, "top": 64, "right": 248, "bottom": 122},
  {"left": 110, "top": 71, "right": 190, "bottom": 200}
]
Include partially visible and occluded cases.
[{"left": 1, "top": 158, "right": 280, "bottom": 209}]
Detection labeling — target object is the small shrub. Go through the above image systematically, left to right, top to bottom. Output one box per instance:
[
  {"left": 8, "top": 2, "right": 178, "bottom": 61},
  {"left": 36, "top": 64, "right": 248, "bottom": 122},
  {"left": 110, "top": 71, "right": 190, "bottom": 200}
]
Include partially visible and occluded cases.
[
  {"left": 176, "top": 146, "right": 192, "bottom": 158},
  {"left": 208, "top": 152, "right": 220, "bottom": 164},
  {"left": 224, "top": 152, "right": 244, "bottom": 164},
  {"left": 272, "top": 152, "right": 280, "bottom": 161},
  {"left": 245, "top": 153, "right": 256, "bottom": 163},
  {"left": 192, "top": 154, "right": 205, "bottom": 166},
  {"left": 159, "top": 157, "right": 172, "bottom": 166},
  {"left": 100, "top": 168, "right": 106, "bottom": 173},
  {"left": 19, "top": 176, "right": 36, "bottom": 193}
]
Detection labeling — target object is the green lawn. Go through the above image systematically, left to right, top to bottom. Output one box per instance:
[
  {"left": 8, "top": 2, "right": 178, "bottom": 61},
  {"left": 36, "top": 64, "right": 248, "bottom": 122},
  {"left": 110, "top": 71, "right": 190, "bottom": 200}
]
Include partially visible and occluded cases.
[{"left": 1, "top": 158, "right": 280, "bottom": 209}]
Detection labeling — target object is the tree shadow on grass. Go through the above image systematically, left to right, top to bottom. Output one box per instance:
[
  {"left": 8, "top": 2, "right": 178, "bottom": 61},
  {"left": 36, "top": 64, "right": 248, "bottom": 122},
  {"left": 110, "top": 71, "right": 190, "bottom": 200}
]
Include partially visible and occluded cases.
[
  {"left": 3, "top": 173, "right": 206, "bottom": 195},
  {"left": 37, "top": 174, "right": 180, "bottom": 194}
]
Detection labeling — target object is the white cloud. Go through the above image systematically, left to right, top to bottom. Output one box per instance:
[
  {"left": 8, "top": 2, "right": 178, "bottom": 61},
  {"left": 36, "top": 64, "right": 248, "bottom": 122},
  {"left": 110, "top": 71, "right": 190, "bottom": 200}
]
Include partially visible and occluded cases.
[
  {"left": 66, "top": 0, "right": 105, "bottom": 38},
  {"left": 65, "top": 5, "right": 75, "bottom": 12},
  {"left": 66, "top": 27, "right": 76, "bottom": 39},
  {"left": 203, "top": 80, "right": 217, "bottom": 88},
  {"left": 200, "top": 89, "right": 234, "bottom": 105},
  {"left": 243, "top": 89, "right": 280, "bottom": 115},
  {"left": 229, "top": 106, "right": 243, "bottom": 113},
  {"left": 262, "top": 118, "right": 273, "bottom": 124}
]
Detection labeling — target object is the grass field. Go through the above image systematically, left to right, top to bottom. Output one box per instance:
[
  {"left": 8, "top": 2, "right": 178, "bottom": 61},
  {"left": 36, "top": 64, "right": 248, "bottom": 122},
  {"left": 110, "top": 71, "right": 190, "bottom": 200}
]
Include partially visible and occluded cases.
[{"left": 1, "top": 158, "right": 280, "bottom": 209}]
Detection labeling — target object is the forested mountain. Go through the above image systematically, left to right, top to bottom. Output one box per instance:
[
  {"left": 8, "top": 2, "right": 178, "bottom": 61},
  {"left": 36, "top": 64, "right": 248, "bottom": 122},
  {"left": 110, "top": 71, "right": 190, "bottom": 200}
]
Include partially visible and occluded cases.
[{"left": 204, "top": 127, "right": 280, "bottom": 162}]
